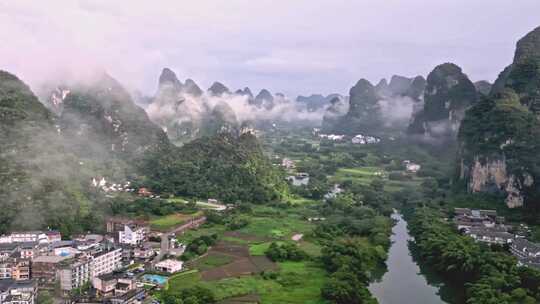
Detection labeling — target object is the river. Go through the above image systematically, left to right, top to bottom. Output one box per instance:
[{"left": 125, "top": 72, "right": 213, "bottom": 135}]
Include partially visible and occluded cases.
[{"left": 368, "top": 212, "right": 456, "bottom": 304}]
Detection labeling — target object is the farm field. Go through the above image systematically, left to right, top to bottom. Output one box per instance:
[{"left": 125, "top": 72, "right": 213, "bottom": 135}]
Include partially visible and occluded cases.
[
  {"left": 331, "top": 166, "right": 425, "bottom": 192},
  {"left": 164, "top": 200, "right": 328, "bottom": 303},
  {"left": 150, "top": 211, "right": 203, "bottom": 231}
]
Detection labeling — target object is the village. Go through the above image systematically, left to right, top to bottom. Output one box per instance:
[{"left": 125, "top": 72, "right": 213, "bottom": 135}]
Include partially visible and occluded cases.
[
  {"left": 0, "top": 207, "right": 210, "bottom": 304},
  {"left": 452, "top": 208, "right": 540, "bottom": 269}
]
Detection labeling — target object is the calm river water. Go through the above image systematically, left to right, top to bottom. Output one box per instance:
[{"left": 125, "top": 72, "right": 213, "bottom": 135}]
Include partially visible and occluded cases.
[{"left": 369, "top": 212, "right": 458, "bottom": 304}]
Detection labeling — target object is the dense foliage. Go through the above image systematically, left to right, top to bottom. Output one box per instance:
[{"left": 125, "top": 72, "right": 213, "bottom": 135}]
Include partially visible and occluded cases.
[
  {"left": 140, "top": 133, "right": 288, "bottom": 204},
  {"left": 312, "top": 182, "right": 393, "bottom": 304},
  {"left": 182, "top": 234, "right": 219, "bottom": 260},
  {"left": 264, "top": 242, "right": 308, "bottom": 262}
]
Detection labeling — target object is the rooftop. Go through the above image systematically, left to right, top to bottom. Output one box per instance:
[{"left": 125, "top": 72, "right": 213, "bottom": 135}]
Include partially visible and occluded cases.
[{"left": 33, "top": 255, "right": 69, "bottom": 264}]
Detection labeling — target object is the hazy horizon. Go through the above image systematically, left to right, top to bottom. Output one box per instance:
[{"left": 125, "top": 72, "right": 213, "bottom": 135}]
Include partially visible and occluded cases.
[{"left": 1, "top": 0, "right": 539, "bottom": 97}]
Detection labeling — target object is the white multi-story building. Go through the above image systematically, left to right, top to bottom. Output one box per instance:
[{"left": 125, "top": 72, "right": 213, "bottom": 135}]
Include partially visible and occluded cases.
[
  {"left": 118, "top": 225, "right": 147, "bottom": 246},
  {"left": 0, "top": 231, "right": 61, "bottom": 245},
  {"left": 57, "top": 247, "right": 123, "bottom": 292},
  {"left": 91, "top": 248, "right": 123, "bottom": 279}
]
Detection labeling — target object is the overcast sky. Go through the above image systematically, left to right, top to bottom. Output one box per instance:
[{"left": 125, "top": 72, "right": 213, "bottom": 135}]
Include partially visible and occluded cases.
[{"left": 1, "top": 0, "right": 539, "bottom": 97}]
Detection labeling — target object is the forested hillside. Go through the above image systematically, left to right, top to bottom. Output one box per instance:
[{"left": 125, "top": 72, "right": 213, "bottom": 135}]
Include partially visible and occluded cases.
[
  {"left": 0, "top": 70, "right": 288, "bottom": 235},
  {"left": 139, "top": 133, "right": 288, "bottom": 204}
]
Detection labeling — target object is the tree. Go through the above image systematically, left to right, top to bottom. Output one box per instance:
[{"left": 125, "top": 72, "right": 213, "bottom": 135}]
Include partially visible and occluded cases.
[
  {"left": 321, "top": 268, "right": 377, "bottom": 304},
  {"left": 37, "top": 291, "right": 54, "bottom": 304}
]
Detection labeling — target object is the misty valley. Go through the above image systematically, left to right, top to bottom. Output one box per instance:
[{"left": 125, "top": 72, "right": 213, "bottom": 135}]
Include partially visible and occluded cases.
[{"left": 2, "top": 4, "right": 540, "bottom": 304}]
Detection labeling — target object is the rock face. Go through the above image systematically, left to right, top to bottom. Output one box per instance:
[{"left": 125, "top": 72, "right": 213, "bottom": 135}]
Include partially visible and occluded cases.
[
  {"left": 458, "top": 26, "right": 540, "bottom": 209},
  {"left": 408, "top": 63, "right": 477, "bottom": 138},
  {"left": 458, "top": 90, "right": 540, "bottom": 208}
]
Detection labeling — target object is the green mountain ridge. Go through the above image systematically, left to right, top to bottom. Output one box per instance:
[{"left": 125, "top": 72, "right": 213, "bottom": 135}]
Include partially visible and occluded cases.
[{"left": 458, "top": 26, "right": 540, "bottom": 210}]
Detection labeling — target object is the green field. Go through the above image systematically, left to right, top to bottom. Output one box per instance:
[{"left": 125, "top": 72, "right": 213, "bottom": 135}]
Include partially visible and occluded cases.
[
  {"left": 331, "top": 166, "right": 425, "bottom": 192},
  {"left": 331, "top": 167, "right": 386, "bottom": 184},
  {"left": 150, "top": 211, "right": 202, "bottom": 230},
  {"left": 238, "top": 215, "right": 313, "bottom": 240}
]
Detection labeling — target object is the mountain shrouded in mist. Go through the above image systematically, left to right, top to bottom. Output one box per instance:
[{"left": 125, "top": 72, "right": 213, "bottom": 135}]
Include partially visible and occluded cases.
[
  {"left": 458, "top": 26, "right": 540, "bottom": 209},
  {"left": 408, "top": 63, "right": 477, "bottom": 139},
  {"left": 146, "top": 68, "right": 337, "bottom": 143},
  {"left": 323, "top": 74, "right": 426, "bottom": 135},
  {"left": 296, "top": 93, "right": 344, "bottom": 112}
]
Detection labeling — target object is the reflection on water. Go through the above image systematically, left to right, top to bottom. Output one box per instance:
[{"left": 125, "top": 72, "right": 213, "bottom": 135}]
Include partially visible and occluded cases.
[{"left": 368, "top": 212, "right": 460, "bottom": 304}]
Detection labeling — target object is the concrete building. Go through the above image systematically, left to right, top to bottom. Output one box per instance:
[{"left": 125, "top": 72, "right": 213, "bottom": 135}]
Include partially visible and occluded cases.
[
  {"left": 453, "top": 208, "right": 502, "bottom": 230},
  {"left": 118, "top": 225, "right": 147, "bottom": 246},
  {"left": 466, "top": 228, "right": 514, "bottom": 245},
  {"left": 510, "top": 238, "right": 540, "bottom": 269},
  {"left": 0, "top": 244, "right": 18, "bottom": 262},
  {"left": 133, "top": 244, "right": 155, "bottom": 260},
  {"left": 90, "top": 248, "right": 122, "bottom": 280},
  {"left": 32, "top": 255, "right": 69, "bottom": 288},
  {"left": 0, "top": 256, "right": 31, "bottom": 281},
  {"left": 58, "top": 257, "right": 91, "bottom": 292},
  {"left": 154, "top": 259, "right": 183, "bottom": 273},
  {"left": 93, "top": 272, "right": 135, "bottom": 298},
  {"left": 0, "top": 280, "right": 36, "bottom": 304}
]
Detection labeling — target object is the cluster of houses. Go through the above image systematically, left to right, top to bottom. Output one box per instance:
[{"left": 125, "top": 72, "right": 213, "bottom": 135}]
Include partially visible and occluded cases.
[
  {"left": 312, "top": 129, "right": 382, "bottom": 145},
  {"left": 318, "top": 134, "right": 345, "bottom": 141},
  {"left": 351, "top": 134, "right": 380, "bottom": 145},
  {"left": 287, "top": 173, "right": 310, "bottom": 186},
  {"left": 91, "top": 178, "right": 136, "bottom": 194},
  {"left": 454, "top": 208, "right": 540, "bottom": 269},
  {"left": 0, "top": 217, "right": 193, "bottom": 304}
]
